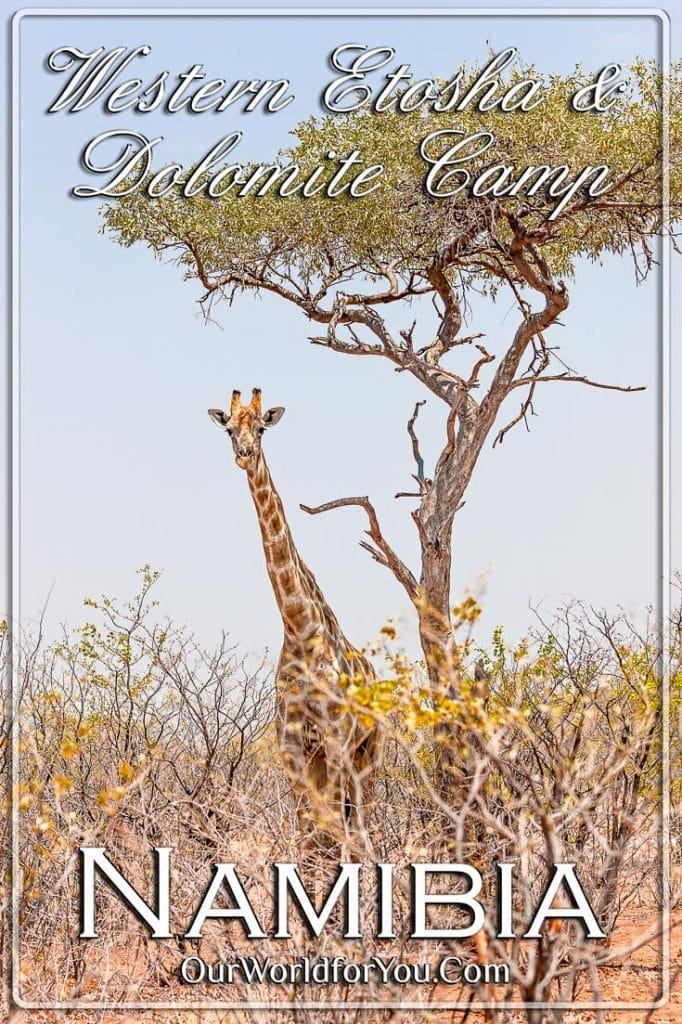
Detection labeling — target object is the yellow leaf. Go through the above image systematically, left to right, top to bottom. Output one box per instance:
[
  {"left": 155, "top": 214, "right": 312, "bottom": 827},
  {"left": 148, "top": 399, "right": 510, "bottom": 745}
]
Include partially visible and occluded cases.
[{"left": 52, "top": 774, "right": 73, "bottom": 796}]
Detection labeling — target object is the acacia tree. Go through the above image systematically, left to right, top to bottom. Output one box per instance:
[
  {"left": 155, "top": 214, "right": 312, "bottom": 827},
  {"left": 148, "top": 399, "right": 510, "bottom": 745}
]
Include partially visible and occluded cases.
[{"left": 102, "top": 57, "right": 680, "bottom": 687}]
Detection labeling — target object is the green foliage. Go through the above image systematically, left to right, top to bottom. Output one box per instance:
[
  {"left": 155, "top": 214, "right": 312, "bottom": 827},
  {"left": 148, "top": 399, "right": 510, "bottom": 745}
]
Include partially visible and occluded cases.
[
  {"left": 102, "top": 58, "right": 681, "bottom": 291},
  {"left": 14, "top": 568, "right": 272, "bottom": 840},
  {"left": 344, "top": 600, "right": 663, "bottom": 814}
]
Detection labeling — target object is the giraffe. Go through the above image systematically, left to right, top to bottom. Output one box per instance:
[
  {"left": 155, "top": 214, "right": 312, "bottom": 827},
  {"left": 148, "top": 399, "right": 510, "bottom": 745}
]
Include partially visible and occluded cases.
[{"left": 208, "top": 388, "right": 383, "bottom": 856}]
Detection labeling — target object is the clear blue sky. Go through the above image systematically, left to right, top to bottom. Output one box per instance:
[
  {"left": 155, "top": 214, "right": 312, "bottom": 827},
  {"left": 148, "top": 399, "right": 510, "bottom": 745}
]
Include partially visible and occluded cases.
[{"left": 4, "top": 1, "right": 680, "bottom": 662}]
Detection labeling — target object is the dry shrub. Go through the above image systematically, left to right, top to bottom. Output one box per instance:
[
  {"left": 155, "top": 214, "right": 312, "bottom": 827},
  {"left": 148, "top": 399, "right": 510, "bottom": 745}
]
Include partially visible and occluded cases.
[{"left": 3, "top": 568, "right": 677, "bottom": 1023}]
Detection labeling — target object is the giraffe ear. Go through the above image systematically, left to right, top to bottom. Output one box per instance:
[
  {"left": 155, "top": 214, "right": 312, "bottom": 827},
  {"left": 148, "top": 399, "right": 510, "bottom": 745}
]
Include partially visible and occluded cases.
[
  {"left": 262, "top": 406, "right": 285, "bottom": 427},
  {"left": 208, "top": 408, "right": 229, "bottom": 427}
]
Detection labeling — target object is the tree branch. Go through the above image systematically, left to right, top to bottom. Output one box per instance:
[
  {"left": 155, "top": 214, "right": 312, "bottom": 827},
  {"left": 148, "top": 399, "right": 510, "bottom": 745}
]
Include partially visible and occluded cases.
[
  {"left": 508, "top": 373, "right": 646, "bottom": 394},
  {"left": 494, "top": 380, "right": 538, "bottom": 447},
  {"left": 395, "top": 400, "right": 430, "bottom": 500},
  {"left": 300, "top": 496, "right": 418, "bottom": 600}
]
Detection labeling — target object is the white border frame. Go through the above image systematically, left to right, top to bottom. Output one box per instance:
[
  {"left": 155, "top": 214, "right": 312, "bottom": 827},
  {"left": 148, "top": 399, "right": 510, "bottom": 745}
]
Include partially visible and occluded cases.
[{"left": 10, "top": 5, "right": 672, "bottom": 1013}]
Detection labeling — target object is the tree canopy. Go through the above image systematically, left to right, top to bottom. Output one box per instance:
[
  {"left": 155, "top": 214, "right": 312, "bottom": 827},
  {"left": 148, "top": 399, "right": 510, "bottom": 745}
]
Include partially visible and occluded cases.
[
  {"left": 101, "top": 55, "right": 680, "bottom": 679},
  {"left": 103, "top": 58, "right": 680, "bottom": 300}
]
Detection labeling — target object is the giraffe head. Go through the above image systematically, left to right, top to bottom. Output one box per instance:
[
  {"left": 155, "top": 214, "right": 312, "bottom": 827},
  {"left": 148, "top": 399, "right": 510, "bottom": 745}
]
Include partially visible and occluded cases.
[{"left": 208, "top": 388, "right": 285, "bottom": 469}]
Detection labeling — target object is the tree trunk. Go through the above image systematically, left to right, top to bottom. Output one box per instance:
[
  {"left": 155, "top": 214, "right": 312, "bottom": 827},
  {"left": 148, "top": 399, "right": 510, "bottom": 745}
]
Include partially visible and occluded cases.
[
  {"left": 415, "top": 529, "right": 471, "bottom": 835},
  {"left": 417, "top": 536, "right": 455, "bottom": 685}
]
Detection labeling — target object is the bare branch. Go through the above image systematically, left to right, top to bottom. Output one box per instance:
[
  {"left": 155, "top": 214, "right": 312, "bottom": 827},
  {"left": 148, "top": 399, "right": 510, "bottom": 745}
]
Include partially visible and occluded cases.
[
  {"left": 420, "top": 264, "right": 463, "bottom": 364},
  {"left": 399, "top": 320, "right": 417, "bottom": 351},
  {"left": 466, "top": 344, "right": 495, "bottom": 390},
  {"left": 495, "top": 368, "right": 645, "bottom": 446},
  {"left": 509, "top": 373, "right": 646, "bottom": 394},
  {"left": 494, "top": 380, "right": 538, "bottom": 447},
  {"left": 396, "top": 400, "right": 429, "bottom": 499},
  {"left": 300, "top": 495, "right": 418, "bottom": 600}
]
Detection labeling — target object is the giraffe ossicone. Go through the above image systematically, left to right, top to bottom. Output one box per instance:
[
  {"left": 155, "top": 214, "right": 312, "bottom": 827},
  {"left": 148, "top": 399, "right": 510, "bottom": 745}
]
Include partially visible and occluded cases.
[{"left": 208, "top": 387, "right": 384, "bottom": 853}]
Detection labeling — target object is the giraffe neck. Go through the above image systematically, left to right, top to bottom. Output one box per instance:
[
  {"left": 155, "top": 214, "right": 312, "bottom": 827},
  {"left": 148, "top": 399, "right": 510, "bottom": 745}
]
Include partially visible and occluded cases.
[{"left": 246, "top": 454, "right": 341, "bottom": 645}]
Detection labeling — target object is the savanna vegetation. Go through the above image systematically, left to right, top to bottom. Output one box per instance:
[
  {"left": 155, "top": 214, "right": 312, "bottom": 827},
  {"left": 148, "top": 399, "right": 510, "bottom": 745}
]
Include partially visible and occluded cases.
[
  {"left": 5, "top": 50, "right": 680, "bottom": 1024},
  {"left": 101, "top": 54, "right": 681, "bottom": 828},
  {"left": 102, "top": 55, "right": 681, "bottom": 680},
  {"left": 4, "top": 567, "right": 678, "bottom": 1021}
]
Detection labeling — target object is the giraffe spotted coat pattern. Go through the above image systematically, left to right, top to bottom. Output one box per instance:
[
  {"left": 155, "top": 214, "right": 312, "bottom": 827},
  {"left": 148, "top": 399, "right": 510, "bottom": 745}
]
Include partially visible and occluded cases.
[{"left": 208, "top": 388, "right": 383, "bottom": 850}]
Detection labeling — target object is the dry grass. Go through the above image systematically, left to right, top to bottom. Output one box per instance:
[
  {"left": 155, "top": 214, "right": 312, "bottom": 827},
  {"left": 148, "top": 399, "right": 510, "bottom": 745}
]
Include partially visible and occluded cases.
[{"left": 2, "top": 569, "right": 680, "bottom": 1023}]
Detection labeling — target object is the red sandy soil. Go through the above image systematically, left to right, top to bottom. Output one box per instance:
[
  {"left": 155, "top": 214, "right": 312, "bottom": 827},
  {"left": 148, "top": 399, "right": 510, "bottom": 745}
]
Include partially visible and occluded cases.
[
  {"left": 580, "top": 909, "right": 682, "bottom": 1023},
  {"left": 5, "top": 911, "right": 681, "bottom": 1023}
]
